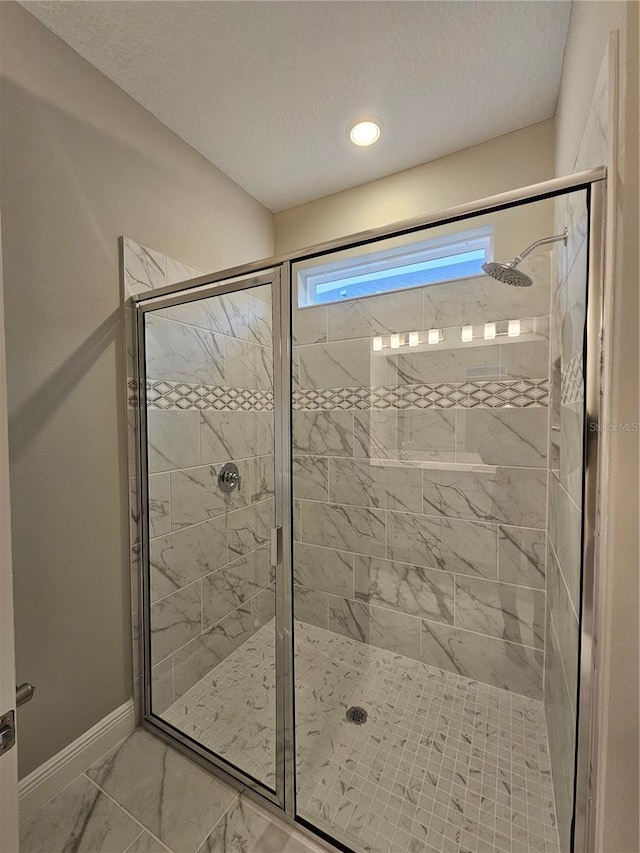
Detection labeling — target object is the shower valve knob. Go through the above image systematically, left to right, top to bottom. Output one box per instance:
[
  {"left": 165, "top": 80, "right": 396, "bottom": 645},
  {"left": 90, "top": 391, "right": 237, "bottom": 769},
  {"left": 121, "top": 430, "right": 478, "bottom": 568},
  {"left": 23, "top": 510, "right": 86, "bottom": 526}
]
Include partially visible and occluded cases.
[{"left": 218, "top": 462, "right": 241, "bottom": 493}]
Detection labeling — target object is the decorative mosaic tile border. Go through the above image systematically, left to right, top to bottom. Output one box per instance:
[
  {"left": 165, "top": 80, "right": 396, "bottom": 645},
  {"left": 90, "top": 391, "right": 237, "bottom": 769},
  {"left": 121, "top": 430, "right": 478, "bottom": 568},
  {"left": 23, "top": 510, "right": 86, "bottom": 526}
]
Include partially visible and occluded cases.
[
  {"left": 561, "top": 352, "right": 584, "bottom": 405},
  {"left": 130, "top": 377, "right": 549, "bottom": 412},
  {"left": 293, "top": 378, "right": 549, "bottom": 411},
  {"left": 128, "top": 379, "right": 274, "bottom": 411}
]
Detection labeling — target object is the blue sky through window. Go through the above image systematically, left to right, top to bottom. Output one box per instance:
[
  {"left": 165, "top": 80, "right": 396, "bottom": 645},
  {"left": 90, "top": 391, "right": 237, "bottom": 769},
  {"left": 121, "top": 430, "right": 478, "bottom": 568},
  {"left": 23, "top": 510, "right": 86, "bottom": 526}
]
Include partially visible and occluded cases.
[{"left": 313, "top": 249, "right": 486, "bottom": 304}]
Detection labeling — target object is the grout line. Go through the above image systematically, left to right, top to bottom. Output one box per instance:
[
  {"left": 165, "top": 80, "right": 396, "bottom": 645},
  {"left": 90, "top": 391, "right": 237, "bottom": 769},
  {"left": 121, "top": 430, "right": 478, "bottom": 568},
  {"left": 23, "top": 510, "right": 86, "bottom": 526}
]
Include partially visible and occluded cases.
[
  {"left": 82, "top": 774, "right": 174, "bottom": 853},
  {"left": 122, "top": 830, "right": 146, "bottom": 853}
]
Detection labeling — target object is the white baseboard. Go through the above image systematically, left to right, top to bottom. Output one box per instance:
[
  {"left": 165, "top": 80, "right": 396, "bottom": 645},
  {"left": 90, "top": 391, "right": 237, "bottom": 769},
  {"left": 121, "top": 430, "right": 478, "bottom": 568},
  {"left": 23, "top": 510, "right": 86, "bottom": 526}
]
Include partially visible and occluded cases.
[{"left": 18, "top": 700, "right": 135, "bottom": 824}]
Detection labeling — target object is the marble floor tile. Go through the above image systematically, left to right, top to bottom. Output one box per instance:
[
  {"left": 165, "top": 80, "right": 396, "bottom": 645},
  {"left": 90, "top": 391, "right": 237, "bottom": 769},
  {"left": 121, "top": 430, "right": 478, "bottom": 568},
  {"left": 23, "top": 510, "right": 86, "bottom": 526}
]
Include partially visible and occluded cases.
[
  {"left": 161, "top": 620, "right": 559, "bottom": 853},
  {"left": 87, "top": 730, "right": 236, "bottom": 853},
  {"left": 20, "top": 775, "right": 141, "bottom": 853},
  {"left": 198, "top": 796, "right": 291, "bottom": 852},
  {"left": 126, "top": 832, "right": 172, "bottom": 853}
]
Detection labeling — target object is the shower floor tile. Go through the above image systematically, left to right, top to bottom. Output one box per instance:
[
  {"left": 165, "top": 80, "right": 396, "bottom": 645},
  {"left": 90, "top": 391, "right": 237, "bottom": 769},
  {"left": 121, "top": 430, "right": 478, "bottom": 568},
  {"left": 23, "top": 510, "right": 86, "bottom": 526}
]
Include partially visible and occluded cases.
[{"left": 162, "top": 622, "right": 560, "bottom": 853}]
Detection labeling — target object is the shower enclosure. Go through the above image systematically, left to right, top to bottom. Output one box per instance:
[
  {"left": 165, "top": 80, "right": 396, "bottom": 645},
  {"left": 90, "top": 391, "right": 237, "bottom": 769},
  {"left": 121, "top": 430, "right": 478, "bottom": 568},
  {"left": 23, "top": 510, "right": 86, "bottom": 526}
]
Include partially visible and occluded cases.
[{"left": 128, "top": 169, "right": 605, "bottom": 853}]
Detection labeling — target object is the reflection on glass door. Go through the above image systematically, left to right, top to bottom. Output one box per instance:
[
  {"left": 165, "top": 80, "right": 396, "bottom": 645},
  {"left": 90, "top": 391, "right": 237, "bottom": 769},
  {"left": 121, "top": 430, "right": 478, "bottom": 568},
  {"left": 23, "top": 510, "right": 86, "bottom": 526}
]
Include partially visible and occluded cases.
[
  {"left": 132, "top": 181, "right": 598, "bottom": 853},
  {"left": 291, "top": 191, "right": 589, "bottom": 853},
  {"left": 142, "top": 278, "right": 278, "bottom": 790}
]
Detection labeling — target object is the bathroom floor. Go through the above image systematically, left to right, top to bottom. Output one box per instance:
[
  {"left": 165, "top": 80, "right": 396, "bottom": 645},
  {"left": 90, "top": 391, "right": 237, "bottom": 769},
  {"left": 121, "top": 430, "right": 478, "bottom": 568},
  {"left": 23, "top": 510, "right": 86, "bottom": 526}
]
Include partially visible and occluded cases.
[
  {"left": 163, "top": 622, "right": 561, "bottom": 853},
  {"left": 19, "top": 728, "right": 330, "bottom": 853}
]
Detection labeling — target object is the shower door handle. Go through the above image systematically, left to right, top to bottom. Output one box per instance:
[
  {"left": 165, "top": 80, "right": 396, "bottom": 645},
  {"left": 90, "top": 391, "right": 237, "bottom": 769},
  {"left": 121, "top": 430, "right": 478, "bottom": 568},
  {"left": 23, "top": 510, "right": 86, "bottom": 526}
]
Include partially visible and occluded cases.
[{"left": 270, "top": 527, "right": 281, "bottom": 568}]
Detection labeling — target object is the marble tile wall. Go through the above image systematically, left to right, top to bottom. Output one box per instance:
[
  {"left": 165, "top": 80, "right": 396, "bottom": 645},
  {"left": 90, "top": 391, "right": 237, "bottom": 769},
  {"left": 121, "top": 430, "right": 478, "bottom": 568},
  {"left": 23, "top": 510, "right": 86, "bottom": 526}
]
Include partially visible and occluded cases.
[
  {"left": 544, "top": 44, "right": 609, "bottom": 852},
  {"left": 545, "top": 190, "right": 591, "bottom": 851},
  {"left": 124, "top": 238, "right": 276, "bottom": 718},
  {"left": 292, "top": 247, "right": 552, "bottom": 700}
]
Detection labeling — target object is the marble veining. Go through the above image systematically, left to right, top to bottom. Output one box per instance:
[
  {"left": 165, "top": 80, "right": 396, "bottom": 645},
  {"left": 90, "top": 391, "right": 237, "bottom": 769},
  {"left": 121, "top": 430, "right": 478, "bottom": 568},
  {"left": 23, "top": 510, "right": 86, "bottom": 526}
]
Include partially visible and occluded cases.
[
  {"left": 123, "top": 238, "right": 165, "bottom": 296},
  {"left": 326, "top": 288, "right": 422, "bottom": 342},
  {"left": 166, "top": 290, "right": 249, "bottom": 339},
  {"left": 145, "top": 315, "right": 226, "bottom": 387},
  {"left": 225, "top": 337, "right": 273, "bottom": 392},
  {"left": 299, "top": 339, "right": 380, "bottom": 389},
  {"left": 388, "top": 343, "right": 501, "bottom": 386},
  {"left": 456, "top": 408, "right": 548, "bottom": 468},
  {"left": 354, "top": 409, "right": 456, "bottom": 462},
  {"left": 147, "top": 410, "right": 199, "bottom": 474},
  {"left": 201, "top": 411, "right": 274, "bottom": 464},
  {"left": 293, "top": 411, "right": 354, "bottom": 457},
  {"left": 293, "top": 455, "right": 329, "bottom": 501},
  {"left": 329, "top": 456, "right": 422, "bottom": 513},
  {"left": 170, "top": 463, "right": 248, "bottom": 530},
  {"left": 422, "top": 466, "right": 547, "bottom": 529},
  {"left": 547, "top": 474, "right": 581, "bottom": 614},
  {"left": 227, "top": 499, "right": 273, "bottom": 559},
  {"left": 300, "top": 501, "right": 386, "bottom": 558},
  {"left": 387, "top": 511, "right": 498, "bottom": 579},
  {"left": 150, "top": 516, "right": 227, "bottom": 601},
  {"left": 498, "top": 526, "right": 547, "bottom": 589},
  {"left": 294, "top": 542, "right": 354, "bottom": 598},
  {"left": 546, "top": 545, "right": 579, "bottom": 708},
  {"left": 354, "top": 555, "right": 454, "bottom": 624},
  {"left": 455, "top": 575, "right": 545, "bottom": 650},
  {"left": 151, "top": 583, "right": 202, "bottom": 663},
  {"left": 328, "top": 596, "right": 421, "bottom": 659},
  {"left": 172, "top": 608, "right": 254, "bottom": 699},
  {"left": 420, "top": 620, "right": 544, "bottom": 700},
  {"left": 160, "top": 621, "right": 558, "bottom": 853},
  {"left": 87, "top": 730, "right": 236, "bottom": 853},
  {"left": 20, "top": 775, "right": 140, "bottom": 853},
  {"left": 199, "top": 797, "right": 292, "bottom": 853}
]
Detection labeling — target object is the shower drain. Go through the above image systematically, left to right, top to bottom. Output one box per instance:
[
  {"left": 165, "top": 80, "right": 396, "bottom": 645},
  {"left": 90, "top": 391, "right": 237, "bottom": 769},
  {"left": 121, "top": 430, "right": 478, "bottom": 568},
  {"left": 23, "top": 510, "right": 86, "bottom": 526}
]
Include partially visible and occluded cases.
[{"left": 346, "top": 706, "right": 368, "bottom": 725}]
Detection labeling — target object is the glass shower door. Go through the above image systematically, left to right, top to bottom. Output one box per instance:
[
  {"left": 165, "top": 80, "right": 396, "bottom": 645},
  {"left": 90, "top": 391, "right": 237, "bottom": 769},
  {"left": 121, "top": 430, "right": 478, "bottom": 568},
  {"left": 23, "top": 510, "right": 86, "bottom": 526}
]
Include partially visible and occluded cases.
[
  {"left": 290, "top": 190, "right": 590, "bottom": 853},
  {"left": 138, "top": 271, "right": 284, "bottom": 797}
]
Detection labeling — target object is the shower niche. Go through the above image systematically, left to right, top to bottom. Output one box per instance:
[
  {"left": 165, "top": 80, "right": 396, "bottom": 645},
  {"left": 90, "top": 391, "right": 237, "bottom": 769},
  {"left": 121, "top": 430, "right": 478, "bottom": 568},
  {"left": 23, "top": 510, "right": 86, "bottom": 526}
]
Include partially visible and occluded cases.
[{"left": 128, "top": 172, "right": 604, "bottom": 853}]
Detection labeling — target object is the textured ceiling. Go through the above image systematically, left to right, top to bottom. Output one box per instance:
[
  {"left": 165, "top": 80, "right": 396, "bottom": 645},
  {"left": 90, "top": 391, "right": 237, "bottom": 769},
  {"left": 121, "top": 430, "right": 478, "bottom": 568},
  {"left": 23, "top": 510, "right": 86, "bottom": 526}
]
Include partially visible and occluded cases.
[{"left": 21, "top": 1, "right": 571, "bottom": 212}]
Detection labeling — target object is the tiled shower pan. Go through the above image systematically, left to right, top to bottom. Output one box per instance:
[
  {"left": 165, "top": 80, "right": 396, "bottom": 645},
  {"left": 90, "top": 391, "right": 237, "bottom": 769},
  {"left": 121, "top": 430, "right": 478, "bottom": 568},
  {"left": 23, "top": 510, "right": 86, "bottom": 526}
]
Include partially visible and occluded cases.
[{"left": 163, "top": 621, "right": 560, "bottom": 853}]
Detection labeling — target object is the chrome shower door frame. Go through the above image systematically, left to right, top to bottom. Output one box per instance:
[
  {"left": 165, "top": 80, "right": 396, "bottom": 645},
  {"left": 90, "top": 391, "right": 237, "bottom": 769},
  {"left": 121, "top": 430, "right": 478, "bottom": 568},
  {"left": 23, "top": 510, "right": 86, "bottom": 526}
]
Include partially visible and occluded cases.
[
  {"left": 130, "top": 166, "right": 607, "bottom": 852},
  {"left": 133, "top": 266, "right": 296, "bottom": 814}
]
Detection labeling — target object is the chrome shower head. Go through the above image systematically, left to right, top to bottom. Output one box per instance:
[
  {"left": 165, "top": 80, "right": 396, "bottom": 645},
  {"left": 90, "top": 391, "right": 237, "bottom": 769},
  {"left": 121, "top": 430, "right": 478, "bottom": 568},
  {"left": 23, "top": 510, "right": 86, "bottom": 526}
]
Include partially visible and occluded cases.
[
  {"left": 482, "top": 228, "right": 568, "bottom": 288},
  {"left": 481, "top": 262, "right": 533, "bottom": 288}
]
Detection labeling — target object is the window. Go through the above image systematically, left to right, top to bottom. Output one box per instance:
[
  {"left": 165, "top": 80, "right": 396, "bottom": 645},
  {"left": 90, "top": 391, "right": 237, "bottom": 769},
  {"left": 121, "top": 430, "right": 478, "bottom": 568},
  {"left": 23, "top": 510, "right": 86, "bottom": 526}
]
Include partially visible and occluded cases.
[{"left": 297, "top": 226, "right": 493, "bottom": 307}]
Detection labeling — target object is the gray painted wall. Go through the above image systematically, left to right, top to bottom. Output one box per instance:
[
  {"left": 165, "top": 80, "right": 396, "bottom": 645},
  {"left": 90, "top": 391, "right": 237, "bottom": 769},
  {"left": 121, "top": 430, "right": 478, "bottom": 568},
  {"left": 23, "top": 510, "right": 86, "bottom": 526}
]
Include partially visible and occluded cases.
[{"left": 0, "top": 1, "right": 274, "bottom": 777}]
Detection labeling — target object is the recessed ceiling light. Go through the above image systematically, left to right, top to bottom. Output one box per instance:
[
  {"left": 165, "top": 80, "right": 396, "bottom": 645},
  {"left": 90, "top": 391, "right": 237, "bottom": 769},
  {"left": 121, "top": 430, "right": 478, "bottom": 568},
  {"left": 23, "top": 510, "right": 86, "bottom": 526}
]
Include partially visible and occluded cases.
[{"left": 349, "top": 119, "right": 381, "bottom": 147}]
